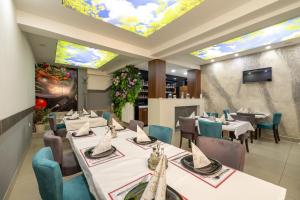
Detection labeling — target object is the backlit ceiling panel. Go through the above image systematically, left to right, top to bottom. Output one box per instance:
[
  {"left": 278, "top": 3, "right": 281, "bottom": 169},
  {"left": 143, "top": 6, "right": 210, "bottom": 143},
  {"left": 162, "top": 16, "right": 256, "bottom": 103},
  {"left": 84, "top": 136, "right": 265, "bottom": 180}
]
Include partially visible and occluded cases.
[
  {"left": 62, "top": 0, "right": 204, "bottom": 37},
  {"left": 191, "top": 16, "right": 300, "bottom": 60},
  {"left": 55, "top": 40, "right": 118, "bottom": 69}
]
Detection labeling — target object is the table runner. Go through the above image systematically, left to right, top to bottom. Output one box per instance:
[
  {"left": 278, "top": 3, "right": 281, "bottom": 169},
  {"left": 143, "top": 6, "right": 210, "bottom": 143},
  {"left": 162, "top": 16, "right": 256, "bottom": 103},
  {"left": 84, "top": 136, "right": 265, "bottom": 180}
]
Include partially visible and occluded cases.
[{"left": 68, "top": 127, "right": 286, "bottom": 200}]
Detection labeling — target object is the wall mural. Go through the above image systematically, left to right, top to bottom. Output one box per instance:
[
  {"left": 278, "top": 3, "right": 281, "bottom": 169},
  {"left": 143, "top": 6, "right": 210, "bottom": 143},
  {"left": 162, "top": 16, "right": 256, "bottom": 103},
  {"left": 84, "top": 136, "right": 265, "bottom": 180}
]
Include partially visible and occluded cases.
[
  {"left": 62, "top": 0, "right": 204, "bottom": 37},
  {"left": 191, "top": 16, "right": 300, "bottom": 60},
  {"left": 55, "top": 40, "right": 118, "bottom": 69},
  {"left": 35, "top": 63, "right": 78, "bottom": 113}
]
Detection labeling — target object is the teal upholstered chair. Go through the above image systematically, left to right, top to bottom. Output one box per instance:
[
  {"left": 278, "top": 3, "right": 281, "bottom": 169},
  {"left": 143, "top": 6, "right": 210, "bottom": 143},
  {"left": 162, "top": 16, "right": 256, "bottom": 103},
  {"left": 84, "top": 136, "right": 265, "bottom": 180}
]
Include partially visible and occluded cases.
[
  {"left": 223, "top": 109, "right": 230, "bottom": 120},
  {"left": 102, "top": 112, "right": 111, "bottom": 122},
  {"left": 207, "top": 112, "right": 219, "bottom": 118},
  {"left": 257, "top": 112, "right": 282, "bottom": 143},
  {"left": 198, "top": 120, "right": 222, "bottom": 139},
  {"left": 149, "top": 125, "right": 173, "bottom": 144},
  {"left": 32, "top": 147, "right": 94, "bottom": 200}
]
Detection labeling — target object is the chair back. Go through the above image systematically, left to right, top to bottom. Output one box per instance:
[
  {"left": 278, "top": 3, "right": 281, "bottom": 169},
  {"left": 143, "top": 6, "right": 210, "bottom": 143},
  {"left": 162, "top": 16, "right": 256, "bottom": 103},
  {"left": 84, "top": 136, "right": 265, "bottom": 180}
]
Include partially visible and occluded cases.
[
  {"left": 223, "top": 109, "right": 230, "bottom": 119},
  {"left": 96, "top": 110, "right": 103, "bottom": 117},
  {"left": 102, "top": 112, "right": 111, "bottom": 121},
  {"left": 207, "top": 112, "right": 219, "bottom": 118},
  {"left": 273, "top": 112, "right": 282, "bottom": 125},
  {"left": 48, "top": 115, "right": 57, "bottom": 132},
  {"left": 179, "top": 117, "right": 196, "bottom": 134},
  {"left": 128, "top": 120, "right": 144, "bottom": 132},
  {"left": 198, "top": 120, "right": 222, "bottom": 139},
  {"left": 149, "top": 125, "right": 173, "bottom": 144},
  {"left": 43, "top": 130, "right": 63, "bottom": 165},
  {"left": 197, "top": 137, "right": 245, "bottom": 171},
  {"left": 32, "top": 147, "right": 63, "bottom": 200}
]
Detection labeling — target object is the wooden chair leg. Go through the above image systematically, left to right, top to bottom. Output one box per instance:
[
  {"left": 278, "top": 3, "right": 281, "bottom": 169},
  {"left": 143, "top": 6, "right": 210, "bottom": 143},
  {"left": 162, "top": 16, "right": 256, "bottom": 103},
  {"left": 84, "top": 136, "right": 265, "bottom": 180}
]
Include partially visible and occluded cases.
[
  {"left": 254, "top": 128, "right": 258, "bottom": 139},
  {"left": 258, "top": 128, "right": 261, "bottom": 138},
  {"left": 273, "top": 128, "right": 278, "bottom": 143},
  {"left": 277, "top": 129, "right": 280, "bottom": 141},
  {"left": 250, "top": 132, "right": 253, "bottom": 143},
  {"left": 179, "top": 136, "right": 182, "bottom": 148},
  {"left": 245, "top": 138, "right": 249, "bottom": 153},
  {"left": 188, "top": 140, "right": 191, "bottom": 148}
]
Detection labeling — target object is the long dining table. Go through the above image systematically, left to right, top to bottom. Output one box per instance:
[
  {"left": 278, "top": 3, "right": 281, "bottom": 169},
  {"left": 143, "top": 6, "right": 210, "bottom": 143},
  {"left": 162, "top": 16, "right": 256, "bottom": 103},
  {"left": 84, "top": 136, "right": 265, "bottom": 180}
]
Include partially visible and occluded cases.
[{"left": 67, "top": 126, "right": 286, "bottom": 200}]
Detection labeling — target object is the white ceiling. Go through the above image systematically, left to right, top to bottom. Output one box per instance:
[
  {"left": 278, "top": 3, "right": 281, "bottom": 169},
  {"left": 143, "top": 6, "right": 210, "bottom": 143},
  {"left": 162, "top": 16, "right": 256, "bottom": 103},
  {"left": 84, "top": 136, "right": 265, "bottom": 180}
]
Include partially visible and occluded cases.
[{"left": 16, "top": 0, "right": 300, "bottom": 71}]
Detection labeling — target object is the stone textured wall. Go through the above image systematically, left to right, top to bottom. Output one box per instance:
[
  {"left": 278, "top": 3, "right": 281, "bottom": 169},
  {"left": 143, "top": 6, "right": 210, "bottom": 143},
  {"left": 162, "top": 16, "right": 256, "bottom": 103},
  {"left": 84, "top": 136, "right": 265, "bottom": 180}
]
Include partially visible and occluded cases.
[{"left": 201, "top": 44, "right": 300, "bottom": 139}]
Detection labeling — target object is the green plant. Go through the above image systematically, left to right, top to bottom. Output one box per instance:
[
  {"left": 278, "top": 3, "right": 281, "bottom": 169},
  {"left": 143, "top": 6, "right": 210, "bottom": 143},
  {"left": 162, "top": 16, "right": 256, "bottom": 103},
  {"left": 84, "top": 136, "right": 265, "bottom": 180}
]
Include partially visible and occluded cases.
[
  {"left": 111, "top": 65, "right": 142, "bottom": 118},
  {"left": 35, "top": 109, "right": 50, "bottom": 124}
]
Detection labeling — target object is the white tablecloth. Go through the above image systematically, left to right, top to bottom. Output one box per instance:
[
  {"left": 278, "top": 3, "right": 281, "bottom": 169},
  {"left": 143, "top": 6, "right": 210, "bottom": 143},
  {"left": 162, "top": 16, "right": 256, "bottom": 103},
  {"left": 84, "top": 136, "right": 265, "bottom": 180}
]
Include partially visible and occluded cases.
[
  {"left": 64, "top": 116, "right": 107, "bottom": 131},
  {"left": 68, "top": 127, "right": 286, "bottom": 200}
]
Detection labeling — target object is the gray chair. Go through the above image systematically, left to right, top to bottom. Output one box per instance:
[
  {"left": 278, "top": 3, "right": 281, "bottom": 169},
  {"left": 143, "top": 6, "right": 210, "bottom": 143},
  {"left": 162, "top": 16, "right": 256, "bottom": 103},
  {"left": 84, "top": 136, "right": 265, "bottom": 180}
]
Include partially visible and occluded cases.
[
  {"left": 236, "top": 113, "right": 256, "bottom": 142},
  {"left": 231, "top": 114, "right": 251, "bottom": 152},
  {"left": 48, "top": 116, "right": 67, "bottom": 137},
  {"left": 179, "top": 117, "right": 198, "bottom": 148},
  {"left": 128, "top": 120, "right": 144, "bottom": 132},
  {"left": 43, "top": 130, "right": 81, "bottom": 176},
  {"left": 197, "top": 136, "right": 245, "bottom": 171}
]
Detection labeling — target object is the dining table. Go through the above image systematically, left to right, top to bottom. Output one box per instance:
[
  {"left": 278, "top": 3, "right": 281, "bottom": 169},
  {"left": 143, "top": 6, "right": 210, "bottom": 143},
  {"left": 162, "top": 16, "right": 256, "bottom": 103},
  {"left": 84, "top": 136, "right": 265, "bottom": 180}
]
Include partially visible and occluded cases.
[
  {"left": 229, "top": 112, "right": 270, "bottom": 119},
  {"left": 63, "top": 115, "right": 107, "bottom": 131},
  {"left": 67, "top": 126, "right": 286, "bottom": 200}
]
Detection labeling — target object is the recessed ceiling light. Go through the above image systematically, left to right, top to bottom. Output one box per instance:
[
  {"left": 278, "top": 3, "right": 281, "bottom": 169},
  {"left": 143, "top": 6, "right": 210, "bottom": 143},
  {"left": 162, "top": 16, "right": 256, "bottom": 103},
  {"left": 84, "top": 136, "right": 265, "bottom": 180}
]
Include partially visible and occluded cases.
[
  {"left": 63, "top": 0, "right": 205, "bottom": 37},
  {"left": 191, "top": 16, "right": 300, "bottom": 60},
  {"left": 55, "top": 40, "right": 118, "bottom": 69},
  {"left": 265, "top": 45, "right": 272, "bottom": 49},
  {"left": 234, "top": 53, "right": 239, "bottom": 57},
  {"left": 211, "top": 59, "right": 215, "bottom": 62},
  {"left": 171, "top": 69, "right": 176, "bottom": 73},
  {"left": 184, "top": 72, "right": 187, "bottom": 75},
  {"left": 173, "top": 77, "right": 177, "bottom": 80}
]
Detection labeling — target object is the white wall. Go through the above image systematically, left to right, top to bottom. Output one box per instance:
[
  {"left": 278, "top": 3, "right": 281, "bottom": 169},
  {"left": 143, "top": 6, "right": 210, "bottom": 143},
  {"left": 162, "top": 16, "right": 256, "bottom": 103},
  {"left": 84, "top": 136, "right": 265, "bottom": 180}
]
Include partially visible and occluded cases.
[
  {"left": 0, "top": 0, "right": 35, "bottom": 119},
  {"left": 87, "top": 69, "right": 111, "bottom": 90}
]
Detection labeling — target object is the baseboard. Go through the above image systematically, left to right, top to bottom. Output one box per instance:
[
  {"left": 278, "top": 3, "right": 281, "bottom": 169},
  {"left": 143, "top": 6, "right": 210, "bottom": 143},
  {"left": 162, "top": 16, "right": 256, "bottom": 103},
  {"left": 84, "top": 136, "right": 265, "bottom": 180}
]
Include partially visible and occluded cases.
[{"left": 3, "top": 139, "right": 32, "bottom": 200}]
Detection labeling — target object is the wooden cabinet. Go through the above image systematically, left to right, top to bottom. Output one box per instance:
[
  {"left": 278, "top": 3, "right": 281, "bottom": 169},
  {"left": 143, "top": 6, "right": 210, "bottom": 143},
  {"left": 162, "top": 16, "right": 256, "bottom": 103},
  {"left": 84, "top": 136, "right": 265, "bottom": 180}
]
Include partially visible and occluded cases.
[{"left": 138, "top": 107, "right": 148, "bottom": 126}]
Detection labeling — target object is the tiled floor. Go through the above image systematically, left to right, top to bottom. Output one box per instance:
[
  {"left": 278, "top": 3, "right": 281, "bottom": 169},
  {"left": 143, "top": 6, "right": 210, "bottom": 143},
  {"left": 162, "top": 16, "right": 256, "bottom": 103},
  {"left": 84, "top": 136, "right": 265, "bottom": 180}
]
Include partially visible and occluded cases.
[{"left": 6, "top": 131, "right": 300, "bottom": 200}]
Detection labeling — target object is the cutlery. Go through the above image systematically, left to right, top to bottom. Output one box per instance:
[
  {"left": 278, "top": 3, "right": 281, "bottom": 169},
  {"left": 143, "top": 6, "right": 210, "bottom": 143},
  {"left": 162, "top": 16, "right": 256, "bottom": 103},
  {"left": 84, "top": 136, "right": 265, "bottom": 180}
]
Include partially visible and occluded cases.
[{"left": 213, "top": 168, "right": 230, "bottom": 180}]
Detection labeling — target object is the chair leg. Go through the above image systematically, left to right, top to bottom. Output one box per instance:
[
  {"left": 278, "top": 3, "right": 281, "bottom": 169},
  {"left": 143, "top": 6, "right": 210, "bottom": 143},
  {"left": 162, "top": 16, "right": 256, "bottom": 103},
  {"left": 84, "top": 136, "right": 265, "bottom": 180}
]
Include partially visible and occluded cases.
[
  {"left": 254, "top": 128, "right": 258, "bottom": 139},
  {"left": 258, "top": 128, "right": 261, "bottom": 138},
  {"left": 273, "top": 128, "right": 278, "bottom": 144},
  {"left": 277, "top": 129, "right": 280, "bottom": 141},
  {"left": 250, "top": 132, "right": 253, "bottom": 143},
  {"left": 179, "top": 135, "right": 182, "bottom": 148},
  {"left": 240, "top": 138, "right": 243, "bottom": 144},
  {"left": 245, "top": 138, "right": 249, "bottom": 153},
  {"left": 188, "top": 140, "right": 191, "bottom": 148}
]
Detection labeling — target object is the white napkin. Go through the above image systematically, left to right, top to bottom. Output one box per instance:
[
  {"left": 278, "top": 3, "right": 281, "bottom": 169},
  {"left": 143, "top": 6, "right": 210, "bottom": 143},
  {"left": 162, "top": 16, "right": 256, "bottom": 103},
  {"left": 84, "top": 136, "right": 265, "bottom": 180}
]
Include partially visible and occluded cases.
[
  {"left": 83, "top": 108, "right": 89, "bottom": 115},
  {"left": 237, "top": 108, "right": 244, "bottom": 113},
  {"left": 244, "top": 108, "right": 249, "bottom": 113},
  {"left": 66, "top": 109, "right": 73, "bottom": 116},
  {"left": 90, "top": 110, "right": 98, "bottom": 117},
  {"left": 203, "top": 111, "right": 209, "bottom": 117},
  {"left": 69, "top": 112, "right": 79, "bottom": 119},
  {"left": 189, "top": 112, "right": 195, "bottom": 118},
  {"left": 227, "top": 113, "right": 234, "bottom": 121},
  {"left": 220, "top": 114, "right": 226, "bottom": 123},
  {"left": 112, "top": 118, "right": 124, "bottom": 130},
  {"left": 176, "top": 120, "right": 180, "bottom": 127},
  {"left": 75, "top": 122, "right": 90, "bottom": 136},
  {"left": 136, "top": 125, "right": 151, "bottom": 142},
  {"left": 92, "top": 132, "right": 112, "bottom": 156},
  {"left": 191, "top": 142, "right": 211, "bottom": 168},
  {"left": 141, "top": 155, "right": 167, "bottom": 200}
]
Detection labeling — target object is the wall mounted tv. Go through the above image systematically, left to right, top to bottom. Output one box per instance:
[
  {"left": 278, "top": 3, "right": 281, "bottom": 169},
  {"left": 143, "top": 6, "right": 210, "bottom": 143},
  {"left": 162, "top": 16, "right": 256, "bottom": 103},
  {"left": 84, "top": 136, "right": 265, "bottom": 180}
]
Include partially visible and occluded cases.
[{"left": 243, "top": 67, "right": 272, "bottom": 83}]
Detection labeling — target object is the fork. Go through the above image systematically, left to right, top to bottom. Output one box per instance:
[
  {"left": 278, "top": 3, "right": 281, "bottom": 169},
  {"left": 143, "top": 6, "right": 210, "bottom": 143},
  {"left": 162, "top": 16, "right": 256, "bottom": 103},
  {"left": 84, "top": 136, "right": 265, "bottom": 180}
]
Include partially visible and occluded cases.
[{"left": 213, "top": 168, "right": 230, "bottom": 180}]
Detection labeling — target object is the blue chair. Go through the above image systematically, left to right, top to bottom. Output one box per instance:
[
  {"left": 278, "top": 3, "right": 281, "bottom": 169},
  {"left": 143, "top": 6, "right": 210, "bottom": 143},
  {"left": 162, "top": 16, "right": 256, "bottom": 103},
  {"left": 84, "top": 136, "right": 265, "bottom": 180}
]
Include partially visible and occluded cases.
[
  {"left": 223, "top": 109, "right": 230, "bottom": 120},
  {"left": 102, "top": 112, "right": 111, "bottom": 122},
  {"left": 207, "top": 112, "right": 219, "bottom": 118},
  {"left": 257, "top": 112, "right": 282, "bottom": 143},
  {"left": 198, "top": 120, "right": 222, "bottom": 139},
  {"left": 149, "top": 125, "right": 173, "bottom": 144},
  {"left": 32, "top": 147, "right": 94, "bottom": 200}
]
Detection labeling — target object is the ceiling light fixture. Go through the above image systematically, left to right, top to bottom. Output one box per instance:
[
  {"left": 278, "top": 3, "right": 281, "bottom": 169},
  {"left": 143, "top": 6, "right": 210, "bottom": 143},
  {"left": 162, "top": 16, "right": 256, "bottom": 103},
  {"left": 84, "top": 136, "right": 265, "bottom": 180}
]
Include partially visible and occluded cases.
[
  {"left": 62, "top": 0, "right": 205, "bottom": 37},
  {"left": 191, "top": 16, "right": 300, "bottom": 60},
  {"left": 55, "top": 40, "right": 118, "bottom": 69},
  {"left": 265, "top": 45, "right": 272, "bottom": 49},
  {"left": 234, "top": 53, "right": 239, "bottom": 57},
  {"left": 211, "top": 59, "right": 215, "bottom": 62},
  {"left": 171, "top": 69, "right": 176, "bottom": 73},
  {"left": 184, "top": 72, "right": 188, "bottom": 75}
]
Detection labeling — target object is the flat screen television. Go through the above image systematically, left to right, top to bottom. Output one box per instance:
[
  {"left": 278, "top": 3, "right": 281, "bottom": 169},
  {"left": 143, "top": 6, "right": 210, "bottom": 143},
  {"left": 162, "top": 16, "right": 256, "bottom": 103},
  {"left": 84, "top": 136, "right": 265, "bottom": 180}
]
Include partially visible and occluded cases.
[{"left": 243, "top": 67, "right": 272, "bottom": 83}]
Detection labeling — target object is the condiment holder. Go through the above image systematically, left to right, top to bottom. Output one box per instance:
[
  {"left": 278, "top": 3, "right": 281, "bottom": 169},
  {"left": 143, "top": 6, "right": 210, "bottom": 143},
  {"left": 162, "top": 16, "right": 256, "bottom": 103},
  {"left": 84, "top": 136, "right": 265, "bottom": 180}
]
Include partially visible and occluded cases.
[{"left": 147, "top": 144, "right": 168, "bottom": 170}]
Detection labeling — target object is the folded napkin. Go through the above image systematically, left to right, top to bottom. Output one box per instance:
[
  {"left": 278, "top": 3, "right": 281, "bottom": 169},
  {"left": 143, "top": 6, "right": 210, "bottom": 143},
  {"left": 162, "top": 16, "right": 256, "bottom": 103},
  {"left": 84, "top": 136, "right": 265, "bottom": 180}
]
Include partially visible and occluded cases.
[
  {"left": 83, "top": 108, "right": 89, "bottom": 115},
  {"left": 237, "top": 108, "right": 244, "bottom": 113},
  {"left": 244, "top": 108, "right": 249, "bottom": 113},
  {"left": 66, "top": 109, "right": 73, "bottom": 116},
  {"left": 90, "top": 110, "right": 98, "bottom": 117},
  {"left": 203, "top": 111, "right": 209, "bottom": 118},
  {"left": 69, "top": 112, "right": 79, "bottom": 119},
  {"left": 189, "top": 112, "right": 195, "bottom": 118},
  {"left": 227, "top": 113, "right": 234, "bottom": 121},
  {"left": 112, "top": 118, "right": 124, "bottom": 130},
  {"left": 175, "top": 120, "right": 180, "bottom": 127},
  {"left": 75, "top": 122, "right": 90, "bottom": 136},
  {"left": 136, "top": 125, "right": 151, "bottom": 142},
  {"left": 92, "top": 132, "right": 112, "bottom": 156},
  {"left": 191, "top": 142, "right": 211, "bottom": 168},
  {"left": 141, "top": 155, "right": 167, "bottom": 200}
]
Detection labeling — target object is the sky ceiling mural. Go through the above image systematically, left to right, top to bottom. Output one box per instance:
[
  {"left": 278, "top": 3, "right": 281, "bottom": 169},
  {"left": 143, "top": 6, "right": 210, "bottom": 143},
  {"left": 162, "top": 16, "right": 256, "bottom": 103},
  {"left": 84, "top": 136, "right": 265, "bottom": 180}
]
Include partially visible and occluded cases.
[
  {"left": 62, "top": 0, "right": 205, "bottom": 37},
  {"left": 191, "top": 16, "right": 300, "bottom": 60},
  {"left": 55, "top": 40, "right": 118, "bottom": 69}
]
